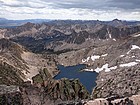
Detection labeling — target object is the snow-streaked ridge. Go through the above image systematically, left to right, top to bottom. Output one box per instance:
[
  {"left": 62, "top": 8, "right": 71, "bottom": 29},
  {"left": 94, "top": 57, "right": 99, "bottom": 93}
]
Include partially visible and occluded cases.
[
  {"left": 82, "top": 53, "right": 108, "bottom": 63},
  {"left": 119, "top": 62, "right": 138, "bottom": 67},
  {"left": 84, "top": 64, "right": 117, "bottom": 73},
  {"left": 94, "top": 64, "right": 117, "bottom": 73}
]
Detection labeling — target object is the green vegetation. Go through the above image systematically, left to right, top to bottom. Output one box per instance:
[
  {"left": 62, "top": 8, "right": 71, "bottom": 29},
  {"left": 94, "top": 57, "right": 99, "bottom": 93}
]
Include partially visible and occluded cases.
[
  {"left": 0, "top": 63, "right": 23, "bottom": 85},
  {"left": 32, "top": 68, "right": 52, "bottom": 84},
  {"left": 43, "top": 68, "right": 52, "bottom": 78},
  {"left": 32, "top": 74, "right": 43, "bottom": 84},
  {"left": 44, "top": 78, "right": 90, "bottom": 101}
]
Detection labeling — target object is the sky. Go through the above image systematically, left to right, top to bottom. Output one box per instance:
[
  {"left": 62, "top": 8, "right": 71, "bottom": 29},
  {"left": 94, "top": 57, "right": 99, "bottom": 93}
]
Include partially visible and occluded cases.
[{"left": 0, "top": 0, "right": 140, "bottom": 20}]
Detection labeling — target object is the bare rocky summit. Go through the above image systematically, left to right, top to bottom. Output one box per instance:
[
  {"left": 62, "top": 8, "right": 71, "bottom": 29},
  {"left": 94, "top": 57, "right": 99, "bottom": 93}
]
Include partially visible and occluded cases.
[{"left": 0, "top": 78, "right": 89, "bottom": 105}]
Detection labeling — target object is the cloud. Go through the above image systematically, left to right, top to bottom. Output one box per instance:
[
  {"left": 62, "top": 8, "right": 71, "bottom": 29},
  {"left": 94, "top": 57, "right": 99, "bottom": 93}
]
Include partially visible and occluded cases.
[
  {"left": 0, "top": 0, "right": 140, "bottom": 20},
  {"left": 0, "top": 0, "right": 49, "bottom": 8},
  {"left": 2, "top": 0, "right": 139, "bottom": 10},
  {"left": 40, "top": 0, "right": 140, "bottom": 10},
  {"left": 40, "top": 0, "right": 111, "bottom": 10},
  {"left": 109, "top": 0, "right": 140, "bottom": 10}
]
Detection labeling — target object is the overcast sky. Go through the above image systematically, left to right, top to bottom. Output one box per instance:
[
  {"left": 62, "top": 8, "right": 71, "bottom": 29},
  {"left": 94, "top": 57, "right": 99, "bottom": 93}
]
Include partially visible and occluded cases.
[{"left": 0, "top": 0, "right": 140, "bottom": 20}]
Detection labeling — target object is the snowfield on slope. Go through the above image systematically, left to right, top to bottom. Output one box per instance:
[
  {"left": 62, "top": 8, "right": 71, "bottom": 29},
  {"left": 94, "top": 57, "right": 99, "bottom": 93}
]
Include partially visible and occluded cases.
[
  {"left": 82, "top": 53, "right": 108, "bottom": 63},
  {"left": 119, "top": 62, "right": 138, "bottom": 67}
]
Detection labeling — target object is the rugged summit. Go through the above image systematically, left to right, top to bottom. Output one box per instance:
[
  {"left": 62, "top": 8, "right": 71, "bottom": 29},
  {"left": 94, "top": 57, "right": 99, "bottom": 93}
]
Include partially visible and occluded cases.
[{"left": 0, "top": 78, "right": 89, "bottom": 105}]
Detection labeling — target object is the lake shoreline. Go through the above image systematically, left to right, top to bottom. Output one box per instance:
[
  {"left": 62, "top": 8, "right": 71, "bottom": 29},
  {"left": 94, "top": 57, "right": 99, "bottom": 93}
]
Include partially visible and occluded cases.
[{"left": 54, "top": 64, "right": 98, "bottom": 93}]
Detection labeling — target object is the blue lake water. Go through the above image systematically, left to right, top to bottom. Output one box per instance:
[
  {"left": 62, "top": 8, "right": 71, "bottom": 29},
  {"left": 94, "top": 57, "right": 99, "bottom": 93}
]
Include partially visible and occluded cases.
[{"left": 54, "top": 64, "right": 98, "bottom": 93}]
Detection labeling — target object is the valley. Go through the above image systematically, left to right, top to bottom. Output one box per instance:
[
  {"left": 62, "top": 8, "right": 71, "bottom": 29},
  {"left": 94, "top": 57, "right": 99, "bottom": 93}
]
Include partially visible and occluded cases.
[{"left": 0, "top": 19, "right": 140, "bottom": 105}]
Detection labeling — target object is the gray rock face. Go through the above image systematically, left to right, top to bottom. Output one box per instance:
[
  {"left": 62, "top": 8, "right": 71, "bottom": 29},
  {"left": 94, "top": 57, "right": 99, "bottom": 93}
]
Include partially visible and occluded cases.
[
  {"left": 93, "top": 66, "right": 140, "bottom": 98},
  {"left": 0, "top": 78, "right": 89, "bottom": 105},
  {"left": 44, "top": 78, "right": 89, "bottom": 101},
  {"left": 0, "top": 85, "right": 23, "bottom": 105},
  {"left": 0, "top": 85, "right": 20, "bottom": 94},
  {"left": 85, "top": 95, "right": 140, "bottom": 105}
]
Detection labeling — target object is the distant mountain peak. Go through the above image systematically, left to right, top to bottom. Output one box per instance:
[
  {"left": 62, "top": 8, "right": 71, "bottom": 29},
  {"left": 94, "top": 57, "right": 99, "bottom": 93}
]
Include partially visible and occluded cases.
[
  {"left": 0, "top": 18, "right": 7, "bottom": 20},
  {"left": 112, "top": 18, "right": 121, "bottom": 21},
  {"left": 108, "top": 19, "right": 126, "bottom": 27}
]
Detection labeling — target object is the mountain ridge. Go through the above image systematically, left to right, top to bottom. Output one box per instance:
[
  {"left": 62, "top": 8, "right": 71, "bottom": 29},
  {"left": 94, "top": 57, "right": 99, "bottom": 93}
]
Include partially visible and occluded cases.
[{"left": 0, "top": 20, "right": 140, "bottom": 54}]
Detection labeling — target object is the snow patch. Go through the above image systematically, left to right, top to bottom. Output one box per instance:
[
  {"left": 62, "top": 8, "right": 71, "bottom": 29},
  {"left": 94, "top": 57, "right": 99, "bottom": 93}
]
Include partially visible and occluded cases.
[
  {"left": 107, "top": 28, "right": 112, "bottom": 38},
  {"left": 109, "top": 34, "right": 112, "bottom": 39},
  {"left": 133, "top": 34, "right": 140, "bottom": 37},
  {"left": 113, "top": 38, "right": 116, "bottom": 41},
  {"left": 126, "top": 45, "right": 140, "bottom": 55},
  {"left": 131, "top": 45, "right": 140, "bottom": 50},
  {"left": 127, "top": 50, "right": 131, "bottom": 54},
  {"left": 82, "top": 54, "right": 101, "bottom": 63},
  {"left": 101, "top": 54, "right": 108, "bottom": 57},
  {"left": 91, "top": 55, "right": 100, "bottom": 61},
  {"left": 120, "top": 55, "right": 125, "bottom": 57},
  {"left": 131, "top": 55, "right": 135, "bottom": 58},
  {"left": 82, "top": 57, "right": 90, "bottom": 63},
  {"left": 86, "top": 57, "right": 90, "bottom": 62},
  {"left": 82, "top": 59, "right": 86, "bottom": 63},
  {"left": 136, "top": 59, "right": 140, "bottom": 62},
  {"left": 119, "top": 62, "right": 138, "bottom": 67},
  {"left": 94, "top": 64, "right": 117, "bottom": 73},
  {"left": 109, "top": 66, "right": 117, "bottom": 70},
  {"left": 83, "top": 69, "right": 93, "bottom": 72},
  {"left": 101, "top": 79, "right": 104, "bottom": 81}
]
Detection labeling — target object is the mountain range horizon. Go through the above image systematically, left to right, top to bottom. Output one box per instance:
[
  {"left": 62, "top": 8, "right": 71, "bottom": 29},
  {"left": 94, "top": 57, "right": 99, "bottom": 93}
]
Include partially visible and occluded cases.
[{"left": 1, "top": 17, "right": 140, "bottom": 21}]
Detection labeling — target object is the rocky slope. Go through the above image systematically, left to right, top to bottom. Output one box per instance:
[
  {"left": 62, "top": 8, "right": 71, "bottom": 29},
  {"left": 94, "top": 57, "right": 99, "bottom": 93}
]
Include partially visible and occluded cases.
[
  {"left": 57, "top": 35, "right": 140, "bottom": 98},
  {"left": 0, "top": 38, "right": 58, "bottom": 85},
  {"left": 0, "top": 78, "right": 89, "bottom": 105},
  {"left": 1, "top": 83, "right": 140, "bottom": 105},
  {"left": 85, "top": 95, "right": 140, "bottom": 105}
]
